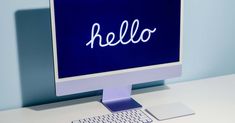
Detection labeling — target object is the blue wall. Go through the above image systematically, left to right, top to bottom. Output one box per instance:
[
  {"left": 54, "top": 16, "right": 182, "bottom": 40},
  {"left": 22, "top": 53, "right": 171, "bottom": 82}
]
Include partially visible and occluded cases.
[{"left": 0, "top": 0, "right": 235, "bottom": 111}]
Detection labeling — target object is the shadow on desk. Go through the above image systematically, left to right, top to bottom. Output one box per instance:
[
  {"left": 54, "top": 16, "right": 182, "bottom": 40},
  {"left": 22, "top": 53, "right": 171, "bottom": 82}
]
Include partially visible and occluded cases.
[{"left": 15, "top": 8, "right": 166, "bottom": 111}]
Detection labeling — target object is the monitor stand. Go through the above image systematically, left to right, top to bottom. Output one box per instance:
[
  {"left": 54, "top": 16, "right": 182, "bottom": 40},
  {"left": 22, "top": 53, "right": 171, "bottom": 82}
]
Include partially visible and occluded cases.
[{"left": 101, "top": 85, "right": 142, "bottom": 112}]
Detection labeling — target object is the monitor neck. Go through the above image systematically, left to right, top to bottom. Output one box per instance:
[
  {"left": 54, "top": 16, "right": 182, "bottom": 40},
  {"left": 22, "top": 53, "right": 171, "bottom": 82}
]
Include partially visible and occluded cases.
[{"left": 101, "top": 85, "right": 142, "bottom": 112}]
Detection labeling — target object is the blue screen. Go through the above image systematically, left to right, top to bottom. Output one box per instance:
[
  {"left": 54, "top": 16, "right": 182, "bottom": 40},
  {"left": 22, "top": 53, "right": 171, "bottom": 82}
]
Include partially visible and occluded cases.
[{"left": 53, "top": 0, "right": 181, "bottom": 78}]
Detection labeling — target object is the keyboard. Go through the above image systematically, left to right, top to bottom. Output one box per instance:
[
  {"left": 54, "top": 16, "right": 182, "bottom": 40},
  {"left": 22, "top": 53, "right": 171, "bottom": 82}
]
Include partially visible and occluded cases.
[{"left": 72, "top": 109, "right": 153, "bottom": 123}]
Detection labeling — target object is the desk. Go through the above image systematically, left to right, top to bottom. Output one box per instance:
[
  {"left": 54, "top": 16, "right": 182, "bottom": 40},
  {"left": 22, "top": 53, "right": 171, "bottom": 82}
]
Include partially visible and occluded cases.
[{"left": 1, "top": 74, "right": 235, "bottom": 123}]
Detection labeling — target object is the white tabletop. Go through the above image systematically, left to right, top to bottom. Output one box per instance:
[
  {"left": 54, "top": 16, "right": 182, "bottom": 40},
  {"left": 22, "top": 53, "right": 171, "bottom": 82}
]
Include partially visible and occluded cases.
[{"left": 1, "top": 74, "right": 235, "bottom": 123}]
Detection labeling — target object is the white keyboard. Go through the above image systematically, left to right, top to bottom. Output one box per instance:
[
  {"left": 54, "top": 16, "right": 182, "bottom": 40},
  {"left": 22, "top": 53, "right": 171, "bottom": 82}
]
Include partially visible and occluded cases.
[{"left": 72, "top": 109, "right": 153, "bottom": 123}]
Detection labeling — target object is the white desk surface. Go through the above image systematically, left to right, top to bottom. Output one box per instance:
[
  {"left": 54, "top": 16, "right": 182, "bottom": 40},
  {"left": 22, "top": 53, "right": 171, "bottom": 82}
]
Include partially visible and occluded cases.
[{"left": 1, "top": 74, "right": 235, "bottom": 123}]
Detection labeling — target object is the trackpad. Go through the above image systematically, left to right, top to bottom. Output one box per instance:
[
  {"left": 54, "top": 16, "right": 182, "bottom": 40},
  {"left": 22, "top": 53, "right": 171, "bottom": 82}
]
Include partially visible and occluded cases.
[{"left": 146, "top": 103, "right": 195, "bottom": 121}]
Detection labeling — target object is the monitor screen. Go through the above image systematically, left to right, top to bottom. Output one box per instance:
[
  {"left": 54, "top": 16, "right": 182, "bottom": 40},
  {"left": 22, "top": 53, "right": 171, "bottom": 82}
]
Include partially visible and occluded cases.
[{"left": 53, "top": 0, "right": 181, "bottom": 79}]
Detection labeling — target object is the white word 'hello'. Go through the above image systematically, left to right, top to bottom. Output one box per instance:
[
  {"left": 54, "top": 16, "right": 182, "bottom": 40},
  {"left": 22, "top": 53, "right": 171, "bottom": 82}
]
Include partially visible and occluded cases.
[{"left": 86, "top": 19, "right": 156, "bottom": 48}]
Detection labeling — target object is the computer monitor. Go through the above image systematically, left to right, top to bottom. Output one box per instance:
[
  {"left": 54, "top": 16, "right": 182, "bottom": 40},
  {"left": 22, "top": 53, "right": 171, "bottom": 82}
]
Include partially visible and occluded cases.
[{"left": 50, "top": 0, "right": 182, "bottom": 112}]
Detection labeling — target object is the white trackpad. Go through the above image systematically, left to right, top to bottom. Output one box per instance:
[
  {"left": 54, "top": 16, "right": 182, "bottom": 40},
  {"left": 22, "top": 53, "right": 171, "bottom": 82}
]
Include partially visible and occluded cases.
[{"left": 146, "top": 102, "right": 195, "bottom": 121}]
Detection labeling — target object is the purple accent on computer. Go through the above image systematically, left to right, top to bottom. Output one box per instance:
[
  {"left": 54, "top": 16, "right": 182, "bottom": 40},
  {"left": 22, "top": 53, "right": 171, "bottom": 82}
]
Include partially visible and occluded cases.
[{"left": 56, "top": 65, "right": 181, "bottom": 96}]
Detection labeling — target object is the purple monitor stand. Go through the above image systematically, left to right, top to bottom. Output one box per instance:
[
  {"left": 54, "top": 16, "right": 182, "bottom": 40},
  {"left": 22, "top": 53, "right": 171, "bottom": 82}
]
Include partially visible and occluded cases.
[{"left": 102, "top": 85, "right": 142, "bottom": 112}]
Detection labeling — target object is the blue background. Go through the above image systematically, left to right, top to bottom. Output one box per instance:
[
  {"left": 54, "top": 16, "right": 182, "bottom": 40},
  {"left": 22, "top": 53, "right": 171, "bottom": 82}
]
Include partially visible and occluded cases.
[
  {"left": 0, "top": 0, "right": 235, "bottom": 111},
  {"left": 54, "top": 0, "right": 180, "bottom": 78}
]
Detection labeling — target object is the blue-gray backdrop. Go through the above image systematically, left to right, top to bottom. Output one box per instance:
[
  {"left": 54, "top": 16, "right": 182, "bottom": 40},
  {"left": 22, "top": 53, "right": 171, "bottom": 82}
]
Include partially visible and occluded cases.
[{"left": 0, "top": 0, "right": 235, "bottom": 111}]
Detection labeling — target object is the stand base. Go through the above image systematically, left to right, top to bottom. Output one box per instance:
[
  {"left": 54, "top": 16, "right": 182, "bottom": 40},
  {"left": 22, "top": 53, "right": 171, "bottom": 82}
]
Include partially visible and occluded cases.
[
  {"left": 101, "top": 85, "right": 142, "bottom": 112},
  {"left": 102, "top": 98, "right": 142, "bottom": 112},
  {"left": 146, "top": 103, "right": 195, "bottom": 121}
]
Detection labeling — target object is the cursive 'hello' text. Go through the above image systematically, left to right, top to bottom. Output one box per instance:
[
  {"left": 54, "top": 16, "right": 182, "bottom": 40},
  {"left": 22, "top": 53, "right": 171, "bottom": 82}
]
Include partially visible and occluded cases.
[{"left": 86, "top": 19, "right": 156, "bottom": 48}]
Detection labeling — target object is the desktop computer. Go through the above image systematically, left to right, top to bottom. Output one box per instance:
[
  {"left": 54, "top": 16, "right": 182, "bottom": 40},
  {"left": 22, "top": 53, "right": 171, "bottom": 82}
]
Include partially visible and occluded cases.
[{"left": 50, "top": 0, "right": 192, "bottom": 122}]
